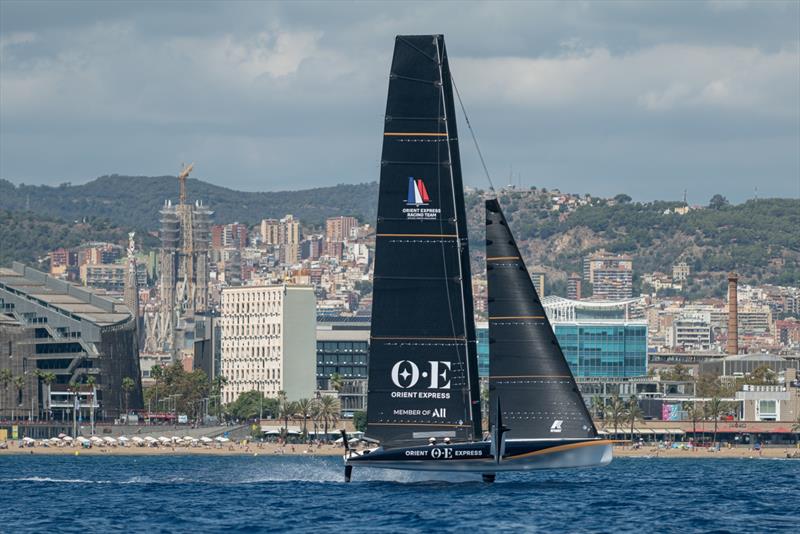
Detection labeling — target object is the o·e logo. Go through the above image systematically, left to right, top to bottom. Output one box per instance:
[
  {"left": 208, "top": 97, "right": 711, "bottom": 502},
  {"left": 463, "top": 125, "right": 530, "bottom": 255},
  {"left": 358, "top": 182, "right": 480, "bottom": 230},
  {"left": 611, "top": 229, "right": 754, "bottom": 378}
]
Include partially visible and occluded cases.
[{"left": 391, "top": 360, "right": 451, "bottom": 389}]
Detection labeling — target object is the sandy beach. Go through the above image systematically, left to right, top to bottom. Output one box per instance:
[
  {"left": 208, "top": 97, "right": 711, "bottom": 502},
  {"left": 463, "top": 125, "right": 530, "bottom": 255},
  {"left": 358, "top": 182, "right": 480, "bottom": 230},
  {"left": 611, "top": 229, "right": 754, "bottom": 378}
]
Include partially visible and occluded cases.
[
  {"left": 0, "top": 441, "right": 345, "bottom": 456},
  {"left": 2, "top": 442, "right": 798, "bottom": 459}
]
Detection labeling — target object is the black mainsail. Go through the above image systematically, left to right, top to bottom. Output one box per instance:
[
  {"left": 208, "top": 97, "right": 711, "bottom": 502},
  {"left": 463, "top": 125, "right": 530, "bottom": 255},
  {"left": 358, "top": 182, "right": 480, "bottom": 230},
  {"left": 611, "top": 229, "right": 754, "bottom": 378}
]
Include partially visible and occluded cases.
[
  {"left": 366, "top": 35, "right": 480, "bottom": 449},
  {"left": 485, "top": 199, "right": 597, "bottom": 441}
]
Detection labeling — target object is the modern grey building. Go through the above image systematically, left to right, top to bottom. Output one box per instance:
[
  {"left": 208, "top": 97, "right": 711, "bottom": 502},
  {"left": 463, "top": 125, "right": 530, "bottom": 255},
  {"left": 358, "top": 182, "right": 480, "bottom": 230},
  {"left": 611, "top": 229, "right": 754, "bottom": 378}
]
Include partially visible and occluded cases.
[
  {"left": 0, "top": 263, "right": 143, "bottom": 421},
  {"left": 316, "top": 315, "right": 369, "bottom": 415}
]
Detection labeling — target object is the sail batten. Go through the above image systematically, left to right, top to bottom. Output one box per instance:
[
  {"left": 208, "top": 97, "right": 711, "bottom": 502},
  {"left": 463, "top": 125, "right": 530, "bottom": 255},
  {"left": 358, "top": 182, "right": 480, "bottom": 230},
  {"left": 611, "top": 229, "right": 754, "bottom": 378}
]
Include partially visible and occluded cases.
[
  {"left": 366, "top": 35, "right": 480, "bottom": 449},
  {"left": 486, "top": 198, "right": 597, "bottom": 441}
]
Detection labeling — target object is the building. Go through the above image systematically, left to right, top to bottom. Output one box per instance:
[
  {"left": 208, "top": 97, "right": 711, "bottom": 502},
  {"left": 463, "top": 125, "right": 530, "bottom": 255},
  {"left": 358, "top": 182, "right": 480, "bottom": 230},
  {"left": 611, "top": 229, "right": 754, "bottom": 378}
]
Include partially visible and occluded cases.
[
  {"left": 157, "top": 198, "right": 212, "bottom": 356},
  {"left": 326, "top": 216, "right": 358, "bottom": 257},
  {"left": 260, "top": 219, "right": 280, "bottom": 245},
  {"left": 212, "top": 223, "right": 248, "bottom": 250},
  {"left": 583, "top": 251, "right": 633, "bottom": 300},
  {"left": 672, "top": 261, "right": 690, "bottom": 282},
  {"left": 0, "top": 263, "right": 143, "bottom": 421},
  {"left": 80, "top": 263, "right": 126, "bottom": 291},
  {"left": 530, "top": 272, "right": 545, "bottom": 297},
  {"left": 567, "top": 275, "right": 582, "bottom": 301},
  {"left": 220, "top": 284, "right": 316, "bottom": 403},
  {"left": 542, "top": 296, "right": 647, "bottom": 378},
  {"left": 316, "top": 315, "right": 370, "bottom": 415},
  {"left": 668, "top": 318, "right": 713, "bottom": 351},
  {"left": 476, "top": 321, "right": 489, "bottom": 377},
  {"left": 735, "top": 368, "right": 799, "bottom": 422}
]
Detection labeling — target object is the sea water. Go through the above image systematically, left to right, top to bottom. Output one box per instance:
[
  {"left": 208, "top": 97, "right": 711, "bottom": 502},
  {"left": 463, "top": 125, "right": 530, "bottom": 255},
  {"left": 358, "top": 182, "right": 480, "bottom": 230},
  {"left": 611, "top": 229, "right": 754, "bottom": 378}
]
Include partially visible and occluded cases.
[{"left": 0, "top": 455, "right": 795, "bottom": 532}]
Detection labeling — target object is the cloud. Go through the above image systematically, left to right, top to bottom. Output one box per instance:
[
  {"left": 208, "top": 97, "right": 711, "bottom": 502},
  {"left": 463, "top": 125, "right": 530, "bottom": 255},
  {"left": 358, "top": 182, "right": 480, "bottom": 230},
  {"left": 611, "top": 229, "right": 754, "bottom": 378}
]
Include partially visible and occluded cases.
[{"left": 0, "top": 0, "right": 797, "bottom": 202}]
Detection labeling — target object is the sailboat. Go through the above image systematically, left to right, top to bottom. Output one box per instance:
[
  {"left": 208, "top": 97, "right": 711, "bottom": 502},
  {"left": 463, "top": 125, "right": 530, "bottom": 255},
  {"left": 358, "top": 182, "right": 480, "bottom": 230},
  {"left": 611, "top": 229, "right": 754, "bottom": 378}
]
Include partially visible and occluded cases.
[{"left": 343, "top": 35, "right": 612, "bottom": 482}]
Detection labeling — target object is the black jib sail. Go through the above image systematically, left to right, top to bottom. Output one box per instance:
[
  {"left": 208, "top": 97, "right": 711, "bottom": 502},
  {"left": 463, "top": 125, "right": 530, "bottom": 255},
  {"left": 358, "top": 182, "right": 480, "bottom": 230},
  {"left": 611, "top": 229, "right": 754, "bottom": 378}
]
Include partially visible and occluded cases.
[
  {"left": 366, "top": 35, "right": 480, "bottom": 449},
  {"left": 485, "top": 199, "right": 597, "bottom": 441}
]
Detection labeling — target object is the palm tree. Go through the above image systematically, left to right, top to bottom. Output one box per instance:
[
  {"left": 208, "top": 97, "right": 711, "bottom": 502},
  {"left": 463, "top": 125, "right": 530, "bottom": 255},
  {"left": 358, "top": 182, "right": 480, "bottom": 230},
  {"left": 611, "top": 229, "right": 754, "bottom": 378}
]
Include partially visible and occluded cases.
[
  {"left": 151, "top": 364, "right": 163, "bottom": 415},
  {"left": 0, "top": 369, "right": 12, "bottom": 420},
  {"left": 40, "top": 371, "right": 56, "bottom": 421},
  {"left": 329, "top": 373, "right": 343, "bottom": 393},
  {"left": 12, "top": 375, "right": 26, "bottom": 421},
  {"left": 85, "top": 376, "right": 97, "bottom": 434},
  {"left": 121, "top": 377, "right": 135, "bottom": 420},
  {"left": 68, "top": 381, "right": 80, "bottom": 436},
  {"left": 276, "top": 391, "right": 294, "bottom": 437},
  {"left": 315, "top": 395, "right": 340, "bottom": 442},
  {"left": 591, "top": 395, "right": 605, "bottom": 420},
  {"left": 607, "top": 395, "right": 626, "bottom": 440},
  {"left": 627, "top": 395, "right": 643, "bottom": 444},
  {"left": 705, "top": 397, "right": 725, "bottom": 448},
  {"left": 295, "top": 398, "right": 313, "bottom": 441},
  {"left": 683, "top": 401, "right": 702, "bottom": 446}
]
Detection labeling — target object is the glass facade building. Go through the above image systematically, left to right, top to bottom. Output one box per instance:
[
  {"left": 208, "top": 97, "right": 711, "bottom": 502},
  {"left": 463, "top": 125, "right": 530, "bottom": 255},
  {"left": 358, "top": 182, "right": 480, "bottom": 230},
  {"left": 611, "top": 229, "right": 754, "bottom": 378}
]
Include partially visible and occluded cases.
[
  {"left": 316, "top": 316, "right": 370, "bottom": 388},
  {"left": 476, "top": 321, "right": 489, "bottom": 378},
  {"left": 555, "top": 324, "right": 647, "bottom": 378}
]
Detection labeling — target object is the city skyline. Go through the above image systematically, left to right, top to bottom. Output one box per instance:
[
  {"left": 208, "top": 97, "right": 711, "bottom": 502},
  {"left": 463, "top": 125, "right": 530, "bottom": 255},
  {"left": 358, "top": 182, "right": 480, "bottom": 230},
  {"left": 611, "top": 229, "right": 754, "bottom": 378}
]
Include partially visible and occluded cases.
[{"left": 1, "top": 1, "right": 798, "bottom": 202}]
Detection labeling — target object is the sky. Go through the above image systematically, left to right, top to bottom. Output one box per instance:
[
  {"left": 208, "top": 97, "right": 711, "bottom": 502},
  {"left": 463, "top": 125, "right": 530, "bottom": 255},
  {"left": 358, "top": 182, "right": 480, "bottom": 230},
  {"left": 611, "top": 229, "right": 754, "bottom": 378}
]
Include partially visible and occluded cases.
[{"left": 1, "top": 0, "right": 798, "bottom": 203}]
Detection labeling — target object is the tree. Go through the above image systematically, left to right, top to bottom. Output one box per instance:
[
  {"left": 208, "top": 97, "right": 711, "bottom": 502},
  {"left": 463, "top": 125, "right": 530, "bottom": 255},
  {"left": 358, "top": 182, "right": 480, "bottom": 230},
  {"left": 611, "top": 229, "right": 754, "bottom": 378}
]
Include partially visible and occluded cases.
[
  {"left": 614, "top": 193, "right": 632, "bottom": 204},
  {"left": 709, "top": 194, "right": 729, "bottom": 210},
  {"left": 151, "top": 364, "right": 163, "bottom": 413},
  {"left": 745, "top": 365, "right": 777, "bottom": 386},
  {"left": 0, "top": 369, "right": 13, "bottom": 412},
  {"left": 329, "top": 373, "right": 343, "bottom": 393},
  {"left": 9, "top": 374, "right": 26, "bottom": 421},
  {"left": 212, "top": 374, "right": 228, "bottom": 421},
  {"left": 85, "top": 376, "right": 97, "bottom": 434},
  {"left": 121, "top": 377, "right": 135, "bottom": 418},
  {"left": 226, "top": 390, "right": 277, "bottom": 421},
  {"left": 277, "top": 392, "right": 296, "bottom": 438},
  {"left": 314, "top": 395, "right": 340, "bottom": 442},
  {"left": 591, "top": 395, "right": 605, "bottom": 420},
  {"left": 608, "top": 395, "right": 626, "bottom": 439},
  {"left": 627, "top": 396, "right": 643, "bottom": 443},
  {"left": 705, "top": 397, "right": 726, "bottom": 448},
  {"left": 295, "top": 398, "right": 313, "bottom": 440},
  {"left": 683, "top": 401, "right": 702, "bottom": 446},
  {"left": 353, "top": 410, "right": 367, "bottom": 433}
]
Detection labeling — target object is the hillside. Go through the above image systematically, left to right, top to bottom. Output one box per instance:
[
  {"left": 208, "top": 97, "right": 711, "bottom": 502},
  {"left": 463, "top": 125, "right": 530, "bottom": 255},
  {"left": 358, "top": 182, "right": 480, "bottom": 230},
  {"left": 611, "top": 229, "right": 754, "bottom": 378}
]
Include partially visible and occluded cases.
[
  {"left": 0, "top": 176, "right": 379, "bottom": 229},
  {"left": 1, "top": 177, "right": 797, "bottom": 294},
  {"left": 465, "top": 190, "right": 799, "bottom": 296},
  {"left": 0, "top": 209, "right": 158, "bottom": 267}
]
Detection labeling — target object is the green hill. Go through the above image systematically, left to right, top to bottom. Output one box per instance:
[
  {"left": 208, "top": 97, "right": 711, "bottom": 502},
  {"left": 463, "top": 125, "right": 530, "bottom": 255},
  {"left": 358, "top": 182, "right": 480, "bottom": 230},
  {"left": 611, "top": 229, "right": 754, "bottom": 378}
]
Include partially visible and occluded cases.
[
  {"left": 0, "top": 176, "right": 379, "bottom": 230},
  {"left": 1, "top": 177, "right": 797, "bottom": 294}
]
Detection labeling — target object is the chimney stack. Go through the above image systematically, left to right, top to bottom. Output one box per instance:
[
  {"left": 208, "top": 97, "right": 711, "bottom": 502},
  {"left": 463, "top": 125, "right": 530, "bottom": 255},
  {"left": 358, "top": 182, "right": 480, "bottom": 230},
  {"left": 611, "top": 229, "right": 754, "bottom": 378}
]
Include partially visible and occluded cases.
[{"left": 727, "top": 272, "right": 739, "bottom": 355}]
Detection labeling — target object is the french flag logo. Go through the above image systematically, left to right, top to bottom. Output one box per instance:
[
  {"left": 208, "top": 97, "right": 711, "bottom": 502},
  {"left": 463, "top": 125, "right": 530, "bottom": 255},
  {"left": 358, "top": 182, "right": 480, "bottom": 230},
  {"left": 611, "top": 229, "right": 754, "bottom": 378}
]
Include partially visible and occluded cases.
[{"left": 406, "top": 177, "right": 430, "bottom": 206}]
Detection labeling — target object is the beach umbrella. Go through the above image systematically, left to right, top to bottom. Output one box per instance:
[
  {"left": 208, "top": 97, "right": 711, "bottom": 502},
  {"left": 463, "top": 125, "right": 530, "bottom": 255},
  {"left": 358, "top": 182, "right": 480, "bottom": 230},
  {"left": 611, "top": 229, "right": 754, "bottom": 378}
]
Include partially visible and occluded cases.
[
  {"left": 58, "top": 433, "right": 66, "bottom": 439},
  {"left": 62, "top": 436, "right": 73, "bottom": 442},
  {"left": 90, "top": 436, "right": 104, "bottom": 444},
  {"left": 117, "top": 436, "right": 129, "bottom": 443},
  {"left": 158, "top": 436, "right": 171, "bottom": 443},
  {"left": 183, "top": 436, "right": 194, "bottom": 442},
  {"left": 200, "top": 436, "right": 213, "bottom": 443},
  {"left": 103, "top": 437, "right": 117, "bottom": 445}
]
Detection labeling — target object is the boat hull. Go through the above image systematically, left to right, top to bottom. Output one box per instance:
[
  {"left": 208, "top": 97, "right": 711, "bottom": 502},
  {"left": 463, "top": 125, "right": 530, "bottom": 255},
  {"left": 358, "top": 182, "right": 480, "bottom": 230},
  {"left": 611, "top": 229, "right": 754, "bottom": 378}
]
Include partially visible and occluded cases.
[{"left": 345, "top": 439, "right": 613, "bottom": 473}]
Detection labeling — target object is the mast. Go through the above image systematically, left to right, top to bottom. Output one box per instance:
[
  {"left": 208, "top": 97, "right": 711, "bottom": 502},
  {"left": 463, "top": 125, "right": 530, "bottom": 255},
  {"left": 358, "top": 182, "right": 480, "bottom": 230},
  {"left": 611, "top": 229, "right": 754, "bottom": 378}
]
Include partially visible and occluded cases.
[
  {"left": 366, "top": 35, "right": 480, "bottom": 449},
  {"left": 485, "top": 199, "right": 597, "bottom": 441}
]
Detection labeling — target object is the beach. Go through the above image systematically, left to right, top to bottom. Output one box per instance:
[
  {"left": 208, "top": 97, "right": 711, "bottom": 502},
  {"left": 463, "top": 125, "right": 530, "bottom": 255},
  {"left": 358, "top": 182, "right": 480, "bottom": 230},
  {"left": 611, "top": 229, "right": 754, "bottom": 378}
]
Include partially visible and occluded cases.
[{"left": 2, "top": 441, "right": 798, "bottom": 458}]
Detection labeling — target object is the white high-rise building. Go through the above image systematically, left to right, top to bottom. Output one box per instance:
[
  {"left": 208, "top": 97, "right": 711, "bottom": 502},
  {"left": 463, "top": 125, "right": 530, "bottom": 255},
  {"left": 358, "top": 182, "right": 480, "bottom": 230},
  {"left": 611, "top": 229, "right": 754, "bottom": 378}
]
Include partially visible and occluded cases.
[{"left": 220, "top": 285, "right": 316, "bottom": 404}]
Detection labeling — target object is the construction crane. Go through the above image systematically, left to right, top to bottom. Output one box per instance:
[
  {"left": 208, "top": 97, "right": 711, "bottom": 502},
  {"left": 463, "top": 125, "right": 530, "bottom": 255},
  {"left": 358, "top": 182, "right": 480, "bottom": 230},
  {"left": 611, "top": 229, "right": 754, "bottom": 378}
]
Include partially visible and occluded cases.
[{"left": 178, "top": 163, "right": 194, "bottom": 206}]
